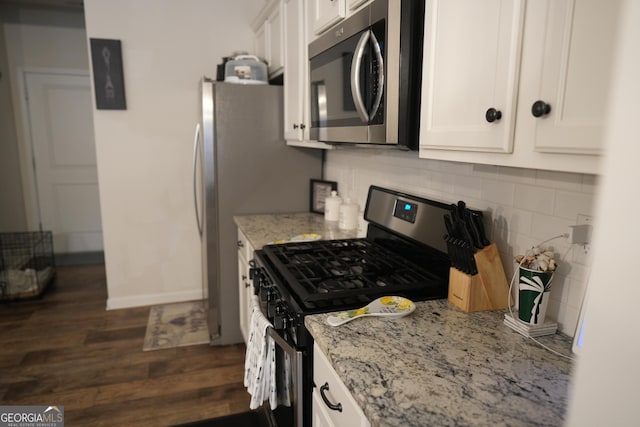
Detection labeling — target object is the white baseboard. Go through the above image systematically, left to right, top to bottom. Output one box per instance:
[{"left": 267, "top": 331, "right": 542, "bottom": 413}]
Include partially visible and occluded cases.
[{"left": 106, "top": 289, "right": 204, "bottom": 310}]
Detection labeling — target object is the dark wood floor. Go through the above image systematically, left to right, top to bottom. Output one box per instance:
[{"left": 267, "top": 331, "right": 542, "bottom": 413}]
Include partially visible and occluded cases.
[{"left": 0, "top": 264, "right": 250, "bottom": 426}]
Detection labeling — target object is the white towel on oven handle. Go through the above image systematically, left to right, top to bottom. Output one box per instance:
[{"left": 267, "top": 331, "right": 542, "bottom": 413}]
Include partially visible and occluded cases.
[{"left": 244, "top": 295, "right": 278, "bottom": 410}]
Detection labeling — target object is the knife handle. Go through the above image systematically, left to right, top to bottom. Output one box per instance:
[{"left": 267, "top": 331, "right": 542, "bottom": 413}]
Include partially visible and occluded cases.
[
  {"left": 465, "top": 211, "right": 485, "bottom": 249},
  {"left": 471, "top": 212, "right": 490, "bottom": 246}
]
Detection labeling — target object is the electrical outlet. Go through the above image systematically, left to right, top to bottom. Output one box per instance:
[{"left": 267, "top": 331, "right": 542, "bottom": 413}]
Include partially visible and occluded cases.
[
  {"left": 572, "top": 214, "right": 594, "bottom": 254},
  {"left": 576, "top": 214, "right": 593, "bottom": 226},
  {"left": 568, "top": 224, "right": 593, "bottom": 244}
]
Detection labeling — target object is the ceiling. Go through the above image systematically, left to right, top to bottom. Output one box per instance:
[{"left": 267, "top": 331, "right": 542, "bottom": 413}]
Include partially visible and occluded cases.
[{"left": 0, "top": 0, "right": 83, "bottom": 10}]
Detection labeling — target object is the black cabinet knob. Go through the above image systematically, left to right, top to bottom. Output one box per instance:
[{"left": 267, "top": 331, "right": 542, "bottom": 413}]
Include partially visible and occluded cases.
[
  {"left": 531, "top": 100, "right": 551, "bottom": 117},
  {"left": 485, "top": 108, "right": 502, "bottom": 123},
  {"left": 300, "top": 123, "right": 306, "bottom": 130},
  {"left": 293, "top": 124, "right": 299, "bottom": 129}
]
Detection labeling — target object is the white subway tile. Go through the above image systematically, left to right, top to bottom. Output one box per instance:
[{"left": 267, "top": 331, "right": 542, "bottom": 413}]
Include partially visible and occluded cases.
[
  {"left": 325, "top": 151, "right": 599, "bottom": 336},
  {"left": 440, "top": 160, "right": 475, "bottom": 176},
  {"left": 471, "top": 163, "right": 499, "bottom": 178},
  {"left": 497, "top": 166, "right": 537, "bottom": 185},
  {"left": 536, "top": 170, "right": 583, "bottom": 191},
  {"left": 581, "top": 174, "right": 599, "bottom": 194},
  {"left": 454, "top": 175, "right": 483, "bottom": 199},
  {"left": 482, "top": 179, "right": 515, "bottom": 206},
  {"left": 514, "top": 184, "right": 555, "bottom": 215},
  {"left": 554, "top": 191, "right": 595, "bottom": 220},
  {"left": 530, "top": 214, "right": 573, "bottom": 242}
]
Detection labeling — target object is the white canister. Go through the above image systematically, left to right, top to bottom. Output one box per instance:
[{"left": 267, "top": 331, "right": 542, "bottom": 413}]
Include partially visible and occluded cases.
[
  {"left": 324, "top": 191, "right": 342, "bottom": 222},
  {"left": 339, "top": 198, "right": 359, "bottom": 230}
]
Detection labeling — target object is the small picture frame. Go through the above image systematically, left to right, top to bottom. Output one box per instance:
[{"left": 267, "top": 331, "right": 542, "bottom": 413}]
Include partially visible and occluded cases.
[
  {"left": 90, "top": 38, "right": 127, "bottom": 110},
  {"left": 310, "top": 179, "right": 338, "bottom": 214}
]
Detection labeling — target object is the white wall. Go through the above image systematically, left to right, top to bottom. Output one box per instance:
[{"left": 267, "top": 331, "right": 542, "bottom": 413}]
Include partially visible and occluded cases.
[
  {"left": 83, "top": 0, "right": 265, "bottom": 309},
  {"left": 566, "top": 0, "right": 640, "bottom": 424},
  {"left": 325, "top": 150, "right": 596, "bottom": 336}
]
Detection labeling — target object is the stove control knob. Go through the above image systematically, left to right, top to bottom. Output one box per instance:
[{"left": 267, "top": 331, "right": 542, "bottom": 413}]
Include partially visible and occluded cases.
[
  {"left": 259, "top": 286, "right": 276, "bottom": 302},
  {"left": 267, "top": 300, "right": 279, "bottom": 318},
  {"left": 273, "top": 313, "right": 291, "bottom": 330}
]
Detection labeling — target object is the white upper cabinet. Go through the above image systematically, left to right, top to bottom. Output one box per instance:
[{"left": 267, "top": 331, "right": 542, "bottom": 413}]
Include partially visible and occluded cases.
[
  {"left": 253, "top": 0, "right": 284, "bottom": 78},
  {"left": 254, "top": 0, "right": 334, "bottom": 149},
  {"left": 283, "top": 0, "right": 309, "bottom": 142},
  {"left": 284, "top": 0, "right": 334, "bottom": 149},
  {"left": 310, "top": 0, "right": 346, "bottom": 35},
  {"left": 348, "top": 0, "right": 369, "bottom": 12},
  {"left": 419, "top": 0, "right": 621, "bottom": 174},
  {"left": 420, "top": 0, "right": 524, "bottom": 153},
  {"left": 521, "top": 0, "right": 618, "bottom": 155},
  {"left": 267, "top": 3, "right": 284, "bottom": 75}
]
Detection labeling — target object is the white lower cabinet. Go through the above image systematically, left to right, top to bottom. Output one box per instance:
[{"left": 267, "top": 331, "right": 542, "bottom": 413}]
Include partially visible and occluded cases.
[
  {"left": 237, "top": 229, "right": 255, "bottom": 345},
  {"left": 313, "top": 344, "right": 370, "bottom": 427}
]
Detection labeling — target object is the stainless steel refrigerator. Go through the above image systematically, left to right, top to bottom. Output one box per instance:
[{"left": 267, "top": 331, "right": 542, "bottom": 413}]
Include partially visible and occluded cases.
[{"left": 193, "top": 77, "right": 322, "bottom": 345}]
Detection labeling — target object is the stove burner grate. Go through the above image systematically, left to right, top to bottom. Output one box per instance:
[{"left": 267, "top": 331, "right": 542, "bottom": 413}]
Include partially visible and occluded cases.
[{"left": 261, "top": 238, "right": 444, "bottom": 308}]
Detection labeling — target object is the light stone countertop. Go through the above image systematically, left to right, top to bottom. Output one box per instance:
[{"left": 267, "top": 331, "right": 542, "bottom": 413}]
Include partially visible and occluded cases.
[
  {"left": 233, "top": 212, "right": 359, "bottom": 249},
  {"left": 306, "top": 300, "right": 574, "bottom": 427}
]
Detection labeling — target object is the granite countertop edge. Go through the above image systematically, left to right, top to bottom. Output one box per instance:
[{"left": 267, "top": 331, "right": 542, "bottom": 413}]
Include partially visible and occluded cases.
[{"left": 234, "top": 212, "right": 359, "bottom": 250}]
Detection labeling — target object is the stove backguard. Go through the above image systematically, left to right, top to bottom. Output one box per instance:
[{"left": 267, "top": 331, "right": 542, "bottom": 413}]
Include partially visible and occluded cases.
[{"left": 364, "top": 185, "right": 451, "bottom": 254}]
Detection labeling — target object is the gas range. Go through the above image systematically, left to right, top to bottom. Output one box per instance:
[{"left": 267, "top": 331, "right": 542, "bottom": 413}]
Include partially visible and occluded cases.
[
  {"left": 249, "top": 186, "right": 453, "bottom": 427},
  {"left": 256, "top": 235, "right": 449, "bottom": 313}
]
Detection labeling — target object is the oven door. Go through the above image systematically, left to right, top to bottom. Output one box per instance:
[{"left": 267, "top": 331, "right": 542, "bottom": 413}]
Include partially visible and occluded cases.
[
  {"left": 309, "top": 20, "right": 388, "bottom": 144},
  {"left": 252, "top": 261, "right": 308, "bottom": 427},
  {"left": 263, "top": 328, "right": 304, "bottom": 427}
]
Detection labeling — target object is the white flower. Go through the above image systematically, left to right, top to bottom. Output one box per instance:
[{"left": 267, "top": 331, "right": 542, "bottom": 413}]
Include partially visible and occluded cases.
[{"left": 514, "top": 246, "right": 558, "bottom": 272}]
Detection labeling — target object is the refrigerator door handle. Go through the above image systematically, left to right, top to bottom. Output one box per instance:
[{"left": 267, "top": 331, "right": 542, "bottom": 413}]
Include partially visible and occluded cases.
[{"left": 192, "top": 123, "right": 203, "bottom": 238}]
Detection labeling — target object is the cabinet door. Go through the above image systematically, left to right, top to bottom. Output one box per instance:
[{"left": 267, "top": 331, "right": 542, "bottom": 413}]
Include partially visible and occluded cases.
[
  {"left": 284, "top": 0, "right": 308, "bottom": 141},
  {"left": 310, "top": 0, "right": 346, "bottom": 35},
  {"left": 420, "top": 0, "right": 525, "bottom": 153},
  {"left": 522, "top": 0, "right": 620, "bottom": 155},
  {"left": 268, "top": 2, "right": 284, "bottom": 76},
  {"left": 254, "top": 23, "right": 267, "bottom": 66},
  {"left": 237, "top": 230, "right": 255, "bottom": 345},
  {"left": 237, "top": 251, "right": 250, "bottom": 344},
  {"left": 312, "top": 344, "right": 370, "bottom": 427},
  {"left": 313, "top": 389, "right": 337, "bottom": 427}
]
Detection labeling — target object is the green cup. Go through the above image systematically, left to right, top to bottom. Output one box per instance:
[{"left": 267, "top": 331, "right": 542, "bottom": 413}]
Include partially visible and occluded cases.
[{"left": 518, "top": 267, "right": 554, "bottom": 324}]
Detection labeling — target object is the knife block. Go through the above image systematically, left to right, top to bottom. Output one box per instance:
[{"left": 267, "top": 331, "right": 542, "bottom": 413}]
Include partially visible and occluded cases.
[{"left": 447, "top": 243, "right": 510, "bottom": 312}]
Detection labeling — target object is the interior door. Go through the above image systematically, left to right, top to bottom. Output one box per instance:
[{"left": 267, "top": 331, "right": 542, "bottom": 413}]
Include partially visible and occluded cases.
[{"left": 23, "top": 70, "right": 103, "bottom": 254}]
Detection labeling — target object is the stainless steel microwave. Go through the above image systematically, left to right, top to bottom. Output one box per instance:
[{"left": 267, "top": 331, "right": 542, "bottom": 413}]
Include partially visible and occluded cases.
[{"left": 308, "top": 0, "right": 425, "bottom": 149}]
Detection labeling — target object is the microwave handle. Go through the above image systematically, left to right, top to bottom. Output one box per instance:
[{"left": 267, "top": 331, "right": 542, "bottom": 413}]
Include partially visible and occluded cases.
[
  {"left": 350, "top": 30, "right": 370, "bottom": 123},
  {"left": 370, "top": 31, "right": 385, "bottom": 120}
]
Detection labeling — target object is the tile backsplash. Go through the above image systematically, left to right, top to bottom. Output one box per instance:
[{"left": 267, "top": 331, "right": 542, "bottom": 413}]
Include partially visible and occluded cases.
[{"left": 325, "top": 148, "right": 598, "bottom": 336}]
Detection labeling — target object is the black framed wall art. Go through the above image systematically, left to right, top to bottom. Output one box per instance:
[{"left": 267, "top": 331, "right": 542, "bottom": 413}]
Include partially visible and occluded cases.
[
  {"left": 90, "top": 38, "right": 127, "bottom": 110},
  {"left": 310, "top": 179, "right": 338, "bottom": 214}
]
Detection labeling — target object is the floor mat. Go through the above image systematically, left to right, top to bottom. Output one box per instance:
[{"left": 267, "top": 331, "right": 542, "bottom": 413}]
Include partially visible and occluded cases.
[{"left": 143, "top": 300, "right": 209, "bottom": 351}]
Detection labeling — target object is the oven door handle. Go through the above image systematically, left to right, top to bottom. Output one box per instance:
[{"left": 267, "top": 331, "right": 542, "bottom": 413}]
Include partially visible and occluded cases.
[
  {"left": 350, "top": 30, "right": 370, "bottom": 123},
  {"left": 369, "top": 31, "right": 385, "bottom": 121},
  {"left": 267, "top": 327, "right": 303, "bottom": 427}
]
